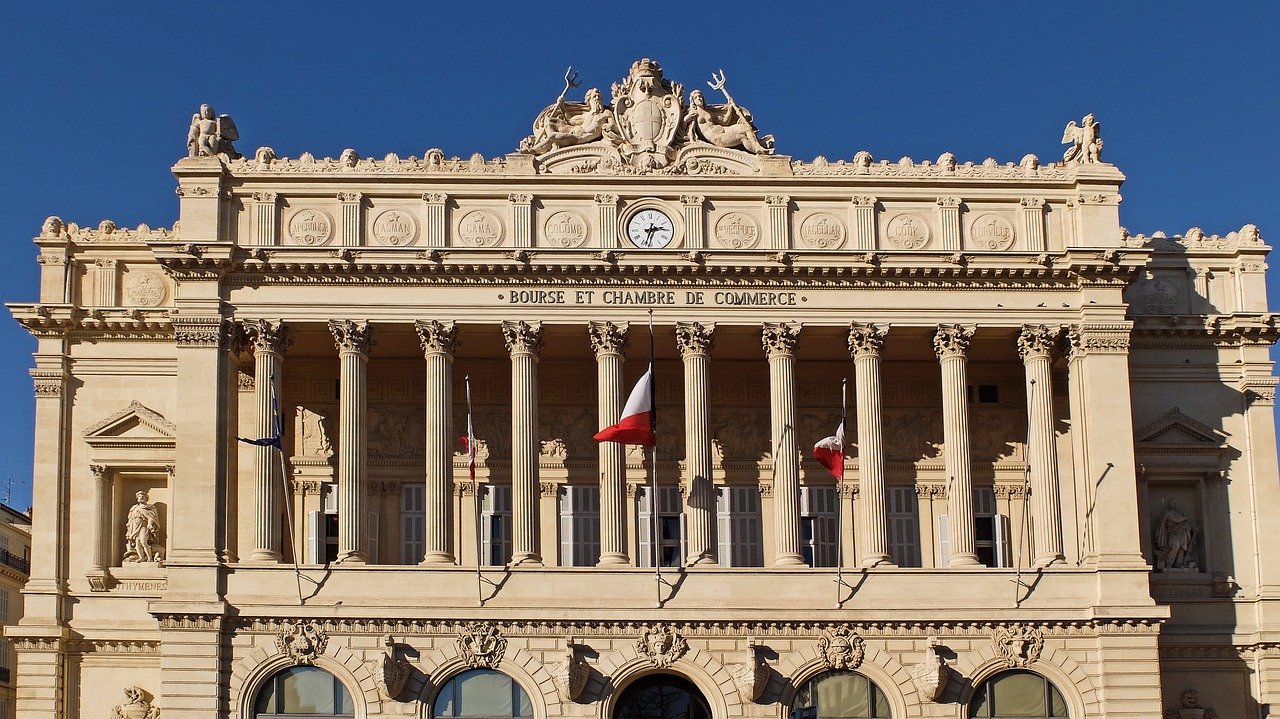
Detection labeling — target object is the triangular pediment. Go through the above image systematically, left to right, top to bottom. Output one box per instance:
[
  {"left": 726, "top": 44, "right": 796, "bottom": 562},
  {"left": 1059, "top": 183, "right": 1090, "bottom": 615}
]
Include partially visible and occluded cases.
[
  {"left": 84, "top": 401, "right": 176, "bottom": 442},
  {"left": 1135, "top": 407, "right": 1227, "bottom": 445}
]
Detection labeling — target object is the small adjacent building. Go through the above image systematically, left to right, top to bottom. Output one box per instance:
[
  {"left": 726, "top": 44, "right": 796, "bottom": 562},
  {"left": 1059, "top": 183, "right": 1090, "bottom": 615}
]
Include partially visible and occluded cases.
[
  {"left": 7, "top": 59, "right": 1279, "bottom": 718},
  {"left": 0, "top": 503, "right": 31, "bottom": 719}
]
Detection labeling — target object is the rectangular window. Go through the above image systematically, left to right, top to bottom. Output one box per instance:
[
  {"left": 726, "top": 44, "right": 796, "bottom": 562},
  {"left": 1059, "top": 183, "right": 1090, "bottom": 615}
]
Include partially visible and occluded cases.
[
  {"left": 401, "top": 484, "right": 424, "bottom": 565},
  {"left": 481, "top": 484, "right": 513, "bottom": 567},
  {"left": 558, "top": 485, "right": 600, "bottom": 567},
  {"left": 637, "top": 485, "right": 683, "bottom": 568},
  {"left": 717, "top": 485, "right": 764, "bottom": 567},
  {"left": 800, "top": 485, "right": 839, "bottom": 567},
  {"left": 887, "top": 487, "right": 922, "bottom": 567},
  {"left": 938, "top": 488, "right": 1010, "bottom": 568},
  {"left": 367, "top": 511, "right": 380, "bottom": 564},
  {"left": 0, "top": 587, "right": 10, "bottom": 624}
]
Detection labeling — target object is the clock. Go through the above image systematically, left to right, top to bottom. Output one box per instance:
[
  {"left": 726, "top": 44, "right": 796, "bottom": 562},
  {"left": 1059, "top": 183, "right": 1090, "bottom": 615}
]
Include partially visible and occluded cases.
[{"left": 625, "top": 207, "right": 675, "bottom": 249}]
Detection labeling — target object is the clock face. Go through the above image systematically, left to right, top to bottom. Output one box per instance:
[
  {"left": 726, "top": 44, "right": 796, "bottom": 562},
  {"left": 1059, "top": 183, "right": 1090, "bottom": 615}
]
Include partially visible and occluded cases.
[{"left": 626, "top": 208, "right": 675, "bottom": 248}]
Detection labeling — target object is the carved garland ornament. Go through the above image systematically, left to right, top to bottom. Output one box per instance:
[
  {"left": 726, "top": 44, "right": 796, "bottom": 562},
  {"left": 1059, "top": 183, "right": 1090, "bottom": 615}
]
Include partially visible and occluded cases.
[
  {"left": 277, "top": 621, "right": 328, "bottom": 665},
  {"left": 457, "top": 621, "right": 507, "bottom": 669},
  {"left": 636, "top": 624, "right": 688, "bottom": 668},
  {"left": 993, "top": 624, "right": 1043, "bottom": 667},
  {"left": 818, "top": 625, "right": 865, "bottom": 670}
]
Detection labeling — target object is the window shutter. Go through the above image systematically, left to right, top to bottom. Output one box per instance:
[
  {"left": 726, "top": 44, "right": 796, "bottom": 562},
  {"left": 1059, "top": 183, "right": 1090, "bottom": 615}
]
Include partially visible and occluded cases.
[
  {"left": 401, "top": 484, "right": 425, "bottom": 565},
  {"left": 481, "top": 485, "right": 513, "bottom": 566},
  {"left": 575, "top": 486, "right": 600, "bottom": 567},
  {"left": 637, "top": 487, "right": 653, "bottom": 568},
  {"left": 887, "top": 487, "right": 922, "bottom": 568},
  {"left": 559, "top": 488, "right": 573, "bottom": 566},
  {"left": 716, "top": 489, "right": 732, "bottom": 567},
  {"left": 305, "top": 511, "right": 324, "bottom": 565},
  {"left": 366, "top": 511, "right": 379, "bottom": 564},
  {"left": 995, "top": 513, "right": 1012, "bottom": 568},
  {"left": 938, "top": 514, "right": 950, "bottom": 567}
]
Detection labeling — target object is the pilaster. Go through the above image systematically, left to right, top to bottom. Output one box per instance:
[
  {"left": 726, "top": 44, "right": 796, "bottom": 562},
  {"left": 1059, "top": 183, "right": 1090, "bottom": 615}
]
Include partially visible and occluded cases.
[
  {"left": 251, "top": 191, "right": 278, "bottom": 246},
  {"left": 338, "top": 191, "right": 363, "bottom": 246},
  {"left": 423, "top": 192, "right": 448, "bottom": 247},
  {"left": 509, "top": 193, "right": 533, "bottom": 247},
  {"left": 595, "top": 194, "right": 619, "bottom": 249},
  {"left": 681, "top": 195, "right": 705, "bottom": 249},
  {"left": 765, "top": 195, "right": 790, "bottom": 250},
  {"left": 851, "top": 195, "right": 877, "bottom": 251},
  {"left": 1020, "top": 197, "right": 1046, "bottom": 251},
  {"left": 93, "top": 258, "right": 118, "bottom": 307}
]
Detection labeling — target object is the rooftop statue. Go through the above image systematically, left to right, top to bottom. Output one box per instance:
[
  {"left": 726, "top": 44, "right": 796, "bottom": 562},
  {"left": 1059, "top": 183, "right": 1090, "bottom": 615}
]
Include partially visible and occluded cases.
[
  {"left": 521, "top": 70, "right": 620, "bottom": 155},
  {"left": 684, "top": 70, "right": 774, "bottom": 155},
  {"left": 187, "top": 103, "right": 240, "bottom": 159},
  {"left": 1061, "top": 113, "right": 1102, "bottom": 164}
]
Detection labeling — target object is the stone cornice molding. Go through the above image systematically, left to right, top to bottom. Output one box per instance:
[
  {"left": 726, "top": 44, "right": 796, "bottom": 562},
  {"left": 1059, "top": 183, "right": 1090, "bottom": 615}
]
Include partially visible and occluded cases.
[
  {"left": 9, "top": 304, "right": 175, "bottom": 340},
  {"left": 588, "top": 320, "right": 629, "bottom": 357},
  {"left": 676, "top": 321, "right": 715, "bottom": 358},
  {"left": 1066, "top": 322, "right": 1132, "bottom": 358}
]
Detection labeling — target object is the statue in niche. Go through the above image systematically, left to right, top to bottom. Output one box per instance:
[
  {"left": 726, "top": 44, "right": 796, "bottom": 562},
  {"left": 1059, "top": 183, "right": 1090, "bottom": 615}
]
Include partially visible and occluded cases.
[
  {"left": 521, "top": 68, "right": 620, "bottom": 155},
  {"left": 683, "top": 70, "right": 775, "bottom": 155},
  {"left": 186, "top": 104, "right": 240, "bottom": 159},
  {"left": 1061, "top": 113, "right": 1102, "bottom": 164},
  {"left": 295, "top": 406, "right": 333, "bottom": 458},
  {"left": 123, "top": 491, "right": 162, "bottom": 564},
  {"left": 1155, "top": 500, "right": 1198, "bottom": 571},
  {"left": 112, "top": 686, "right": 160, "bottom": 719}
]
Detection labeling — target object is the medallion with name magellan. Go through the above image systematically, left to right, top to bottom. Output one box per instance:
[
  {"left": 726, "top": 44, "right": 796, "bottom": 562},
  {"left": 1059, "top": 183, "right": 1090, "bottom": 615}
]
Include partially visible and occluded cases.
[{"left": 799, "top": 212, "right": 846, "bottom": 249}]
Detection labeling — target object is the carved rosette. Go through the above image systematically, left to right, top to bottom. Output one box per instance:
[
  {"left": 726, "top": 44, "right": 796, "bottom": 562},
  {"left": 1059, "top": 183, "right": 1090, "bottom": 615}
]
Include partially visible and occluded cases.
[
  {"left": 242, "top": 319, "right": 293, "bottom": 355},
  {"left": 329, "top": 320, "right": 375, "bottom": 356},
  {"left": 415, "top": 320, "right": 458, "bottom": 357},
  {"left": 502, "top": 320, "right": 544, "bottom": 358},
  {"left": 588, "top": 320, "right": 630, "bottom": 357},
  {"left": 676, "top": 321, "right": 716, "bottom": 358},
  {"left": 761, "top": 322, "right": 801, "bottom": 359},
  {"left": 847, "top": 322, "right": 888, "bottom": 358},
  {"left": 932, "top": 324, "right": 974, "bottom": 359},
  {"left": 1017, "top": 324, "right": 1058, "bottom": 360},
  {"left": 276, "top": 621, "right": 328, "bottom": 665},
  {"left": 457, "top": 621, "right": 507, "bottom": 669},
  {"left": 636, "top": 624, "right": 688, "bottom": 668},
  {"left": 993, "top": 624, "right": 1043, "bottom": 667},
  {"left": 818, "top": 625, "right": 865, "bottom": 670},
  {"left": 550, "top": 641, "right": 590, "bottom": 702},
  {"left": 729, "top": 643, "right": 769, "bottom": 703}
]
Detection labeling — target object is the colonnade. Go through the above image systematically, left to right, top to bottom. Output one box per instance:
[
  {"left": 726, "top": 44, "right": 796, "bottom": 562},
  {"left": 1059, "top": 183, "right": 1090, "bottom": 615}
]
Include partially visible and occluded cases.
[{"left": 241, "top": 320, "right": 1067, "bottom": 569}]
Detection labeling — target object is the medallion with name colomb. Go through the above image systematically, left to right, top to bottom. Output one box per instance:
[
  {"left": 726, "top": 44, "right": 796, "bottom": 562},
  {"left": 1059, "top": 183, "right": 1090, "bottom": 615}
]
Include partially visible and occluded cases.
[{"left": 542, "top": 210, "right": 588, "bottom": 248}]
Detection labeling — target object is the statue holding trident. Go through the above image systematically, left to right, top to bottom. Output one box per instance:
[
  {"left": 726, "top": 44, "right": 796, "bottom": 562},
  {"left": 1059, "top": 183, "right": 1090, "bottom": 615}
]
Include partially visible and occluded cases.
[
  {"left": 520, "top": 67, "right": 619, "bottom": 154},
  {"left": 684, "top": 69, "right": 775, "bottom": 155}
]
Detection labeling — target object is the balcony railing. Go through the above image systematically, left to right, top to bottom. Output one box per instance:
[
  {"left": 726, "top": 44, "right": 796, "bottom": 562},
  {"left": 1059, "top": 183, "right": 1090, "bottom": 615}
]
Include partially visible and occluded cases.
[{"left": 0, "top": 550, "right": 29, "bottom": 575}]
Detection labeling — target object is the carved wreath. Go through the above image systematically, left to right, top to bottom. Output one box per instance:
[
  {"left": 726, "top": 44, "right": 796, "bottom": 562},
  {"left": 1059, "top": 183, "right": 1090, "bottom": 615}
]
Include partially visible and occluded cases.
[
  {"left": 277, "top": 621, "right": 327, "bottom": 665},
  {"left": 457, "top": 621, "right": 507, "bottom": 669},
  {"left": 636, "top": 624, "right": 688, "bottom": 668},
  {"left": 993, "top": 624, "right": 1043, "bottom": 667},
  {"left": 818, "top": 625, "right": 865, "bottom": 670}
]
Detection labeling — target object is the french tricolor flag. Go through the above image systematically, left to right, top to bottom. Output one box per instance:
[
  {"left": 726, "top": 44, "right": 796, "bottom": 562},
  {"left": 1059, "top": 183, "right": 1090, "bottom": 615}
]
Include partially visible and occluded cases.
[
  {"left": 594, "top": 366, "right": 656, "bottom": 447},
  {"left": 813, "top": 421, "right": 845, "bottom": 479}
]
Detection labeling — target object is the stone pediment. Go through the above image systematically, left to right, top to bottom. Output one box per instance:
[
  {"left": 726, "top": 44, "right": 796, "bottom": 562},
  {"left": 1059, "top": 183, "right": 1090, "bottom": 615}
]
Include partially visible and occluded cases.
[
  {"left": 84, "top": 401, "right": 176, "bottom": 451},
  {"left": 1135, "top": 407, "right": 1227, "bottom": 447}
]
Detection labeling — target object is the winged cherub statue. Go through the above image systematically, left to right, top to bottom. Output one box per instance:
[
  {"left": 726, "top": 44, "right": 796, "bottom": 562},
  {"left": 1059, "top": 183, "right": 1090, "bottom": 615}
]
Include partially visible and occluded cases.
[{"left": 1061, "top": 113, "right": 1102, "bottom": 164}]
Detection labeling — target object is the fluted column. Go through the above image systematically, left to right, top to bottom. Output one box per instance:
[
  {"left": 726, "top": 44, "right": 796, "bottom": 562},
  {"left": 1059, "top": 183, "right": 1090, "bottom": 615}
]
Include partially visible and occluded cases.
[
  {"left": 243, "top": 319, "right": 292, "bottom": 562},
  {"left": 330, "top": 320, "right": 374, "bottom": 564},
  {"left": 416, "top": 320, "right": 458, "bottom": 565},
  {"left": 504, "top": 320, "right": 544, "bottom": 566},
  {"left": 590, "top": 321, "right": 631, "bottom": 566},
  {"left": 678, "top": 321, "right": 717, "bottom": 566},
  {"left": 763, "top": 322, "right": 805, "bottom": 566},
  {"left": 849, "top": 323, "right": 894, "bottom": 567},
  {"left": 935, "top": 324, "right": 980, "bottom": 567},
  {"left": 1019, "top": 324, "right": 1065, "bottom": 567},
  {"left": 88, "top": 464, "right": 110, "bottom": 577}
]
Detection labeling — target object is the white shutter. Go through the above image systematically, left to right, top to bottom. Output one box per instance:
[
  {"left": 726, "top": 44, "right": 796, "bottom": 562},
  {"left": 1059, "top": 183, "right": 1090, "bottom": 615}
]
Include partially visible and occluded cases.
[
  {"left": 401, "top": 484, "right": 425, "bottom": 565},
  {"left": 481, "top": 485, "right": 513, "bottom": 566},
  {"left": 560, "top": 486, "right": 601, "bottom": 567},
  {"left": 727, "top": 486, "right": 764, "bottom": 567},
  {"left": 801, "top": 486, "right": 838, "bottom": 567},
  {"left": 559, "top": 487, "right": 573, "bottom": 566},
  {"left": 637, "top": 487, "right": 653, "bottom": 568},
  {"left": 887, "top": 487, "right": 922, "bottom": 568},
  {"left": 717, "top": 489, "right": 732, "bottom": 566},
  {"left": 305, "top": 511, "right": 325, "bottom": 565},
  {"left": 367, "top": 511, "right": 380, "bottom": 564},
  {"left": 995, "top": 513, "right": 1012, "bottom": 568},
  {"left": 938, "top": 515, "right": 950, "bottom": 567}
]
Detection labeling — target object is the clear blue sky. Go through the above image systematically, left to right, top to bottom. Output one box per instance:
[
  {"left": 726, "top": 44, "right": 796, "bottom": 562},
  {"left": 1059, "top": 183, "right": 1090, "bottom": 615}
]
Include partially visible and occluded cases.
[{"left": 1, "top": 2, "right": 1277, "bottom": 511}]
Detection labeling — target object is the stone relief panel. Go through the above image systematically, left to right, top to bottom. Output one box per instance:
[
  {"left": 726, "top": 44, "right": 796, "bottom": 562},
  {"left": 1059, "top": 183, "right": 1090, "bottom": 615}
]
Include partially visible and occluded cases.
[
  {"left": 286, "top": 208, "right": 335, "bottom": 246},
  {"left": 370, "top": 209, "right": 419, "bottom": 246},
  {"left": 455, "top": 209, "right": 504, "bottom": 247},
  {"left": 541, "top": 210, "right": 589, "bottom": 248},
  {"left": 712, "top": 211, "right": 761, "bottom": 249},
  {"left": 797, "top": 212, "right": 846, "bottom": 250},
  {"left": 883, "top": 212, "right": 932, "bottom": 250},
  {"left": 967, "top": 213, "right": 1016, "bottom": 251},
  {"left": 121, "top": 271, "right": 169, "bottom": 308},
  {"left": 1126, "top": 271, "right": 1186, "bottom": 316},
  {"left": 294, "top": 406, "right": 334, "bottom": 459},
  {"left": 368, "top": 406, "right": 427, "bottom": 459},
  {"left": 710, "top": 409, "right": 771, "bottom": 462},
  {"left": 884, "top": 410, "right": 943, "bottom": 462},
  {"left": 277, "top": 621, "right": 328, "bottom": 665}
]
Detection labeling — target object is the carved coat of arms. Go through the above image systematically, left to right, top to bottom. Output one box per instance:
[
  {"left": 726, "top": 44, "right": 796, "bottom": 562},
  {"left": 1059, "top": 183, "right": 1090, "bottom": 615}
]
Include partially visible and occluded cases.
[
  {"left": 611, "top": 59, "right": 683, "bottom": 170},
  {"left": 277, "top": 621, "right": 328, "bottom": 665},
  {"left": 457, "top": 621, "right": 507, "bottom": 669},
  {"left": 636, "top": 624, "right": 688, "bottom": 668},
  {"left": 993, "top": 624, "right": 1043, "bottom": 667},
  {"left": 818, "top": 625, "right": 865, "bottom": 670}
]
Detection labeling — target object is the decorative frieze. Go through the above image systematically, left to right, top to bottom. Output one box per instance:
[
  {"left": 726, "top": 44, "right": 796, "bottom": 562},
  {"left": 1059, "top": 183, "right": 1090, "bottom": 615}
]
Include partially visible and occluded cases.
[{"left": 173, "top": 316, "right": 228, "bottom": 348}]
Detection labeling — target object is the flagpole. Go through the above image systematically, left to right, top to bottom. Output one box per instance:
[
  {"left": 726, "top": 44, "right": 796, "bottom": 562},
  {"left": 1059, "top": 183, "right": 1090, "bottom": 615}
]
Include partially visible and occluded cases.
[
  {"left": 648, "top": 310, "right": 662, "bottom": 607},
  {"left": 466, "top": 375, "right": 484, "bottom": 607},
  {"left": 836, "top": 377, "right": 846, "bottom": 606}
]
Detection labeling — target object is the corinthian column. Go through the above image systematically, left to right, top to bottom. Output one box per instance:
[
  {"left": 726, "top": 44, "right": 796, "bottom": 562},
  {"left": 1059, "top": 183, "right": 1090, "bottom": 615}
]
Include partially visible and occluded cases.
[
  {"left": 243, "top": 319, "right": 292, "bottom": 562},
  {"left": 330, "top": 320, "right": 374, "bottom": 564},
  {"left": 416, "top": 320, "right": 458, "bottom": 565},
  {"left": 504, "top": 320, "right": 544, "bottom": 566},
  {"left": 590, "top": 321, "right": 631, "bottom": 566},
  {"left": 678, "top": 321, "right": 717, "bottom": 566},
  {"left": 763, "top": 322, "right": 805, "bottom": 566},
  {"left": 848, "top": 323, "right": 894, "bottom": 567},
  {"left": 934, "top": 324, "right": 980, "bottom": 567},
  {"left": 1019, "top": 324, "right": 1065, "bottom": 567}
]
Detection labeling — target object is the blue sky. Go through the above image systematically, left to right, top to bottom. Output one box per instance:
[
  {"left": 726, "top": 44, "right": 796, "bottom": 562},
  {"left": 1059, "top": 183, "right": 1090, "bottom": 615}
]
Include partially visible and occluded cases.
[{"left": 0, "top": 2, "right": 1276, "bottom": 511}]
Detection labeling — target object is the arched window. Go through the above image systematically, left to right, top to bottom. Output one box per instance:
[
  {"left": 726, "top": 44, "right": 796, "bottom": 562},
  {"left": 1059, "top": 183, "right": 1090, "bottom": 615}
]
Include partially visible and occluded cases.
[
  {"left": 254, "top": 666, "right": 354, "bottom": 718},
  {"left": 433, "top": 669, "right": 532, "bottom": 719},
  {"left": 790, "top": 670, "right": 890, "bottom": 718},
  {"left": 969, "top": 670, "right": 1068, "bottom": 719},
  {"left": 614, "top": 674, "right": 712, "bottom": 719}
]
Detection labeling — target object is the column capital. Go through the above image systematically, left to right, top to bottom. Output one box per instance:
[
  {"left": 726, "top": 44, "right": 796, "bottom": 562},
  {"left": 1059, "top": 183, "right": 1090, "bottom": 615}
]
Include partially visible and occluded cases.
[
  {"left": 337, "top": 191, "right": 363, "bottom": 203},
  {"left": 595, "top": 193, "right": 619, "bottom": 206},
  {"left": 680, "top": 194, "right": 705, "bottom": 207},
  {"left": 765, "top": 194, "right": 790, "bottom": 207},
  {"left": 852, "top": 195, "right": 878, "bottom": 208},
  {"left": 936, "top": 196, "right": 962, "bottom": 208},
  {"left": 1020, "top": 196, "right": 1046, "bottom": 209},
  {"left": 175, "top": 316, "right": 232, "bottom": 349},
  {"left": 240, "top": 319, "right": 292, "bottom": 355},
  {"left": 415, "top": 319, "right": 458, "bottom": 357},
  {"left": 329, "top": 320, "right": 375, "bottom": 356},
  {"left": 503, "top": 320, "right": 544, "bottom": 357},
  {"left": 589, "top": 320, "right": 630, "bottom": 357},
  {"left": 677, "top": 321, "right": 715, "bottom": 358},
  {"left": 761, "top": 322, "right": 801, "bottom": 358},
  {"left": 847, "top": 322, "right": 888, "bottom": 358},
  {"left": 1065, "top": 322, "right": 1132, "bottom": 358},
  {"left": 932, "top": 324, "right": 974, "bottom": 360},
  {"left": 1017, "top": 324, "right": 1060, "bottom": 361},
  {"left": 89, "top": 464, "right": 109, "bottom": 481}
]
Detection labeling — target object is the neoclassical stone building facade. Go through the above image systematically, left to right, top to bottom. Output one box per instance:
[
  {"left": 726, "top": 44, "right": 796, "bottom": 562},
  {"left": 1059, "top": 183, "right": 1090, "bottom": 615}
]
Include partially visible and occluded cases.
[{"left": 7, "top": 60, "right": 1279, "bottom": 718}]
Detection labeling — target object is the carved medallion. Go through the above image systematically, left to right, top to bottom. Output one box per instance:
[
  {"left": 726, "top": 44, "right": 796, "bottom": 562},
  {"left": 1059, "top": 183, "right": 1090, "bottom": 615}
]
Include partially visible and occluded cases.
[
  {"left": 612, "top": 58, "right": 683, "bottom": 170},
  {"left": 288, "top": 209, "right": 334, "bottom": 246},
  {"left": 371, "top": 210, "right": 418, "bottom": 246},
  {"left": 456, "top": 210, "right": 504, "bottom": 247},
  {"left": 542, "top": 210, "right": 589, "bottom": 248},
  {"left": 713, "top": 212, "right": 760, "bottom": 249},
  {"left": 798, "top": 213, "right": 846, "bottom": 249},
  {"left": 885, "top": 213, "right": 931, "bottom": 250},
  {"left": 968, "top": 214, "right": 1015, "bottom": 250},
  {"left": 123, "top": 273, "right": 167, "bottom": 307},
  {"left": 1141, "top": 277, "right": 1180, "bottom": 314},
  {"left": 276, "top": 620, "right": 328, "bottom": 665},
  {"left": 457, "top": 621, "right": 507, "bottom": 669},
  {"left": 636, "top": 624, "right": 687, "bottom": 668},
  {"left": 993, "top": 624, "right": 1043, "bottom": 667},
  {"left": 818, "top": 625, "right": 865, "bottom": 670}
]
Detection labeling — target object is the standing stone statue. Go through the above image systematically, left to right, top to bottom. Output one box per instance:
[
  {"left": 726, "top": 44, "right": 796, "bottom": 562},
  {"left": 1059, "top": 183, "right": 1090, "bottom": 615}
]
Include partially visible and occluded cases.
[
  {"left": 187, "top": 103, "right": 240, "bottom": 159},
  {"left": 1061, "top": 113, "right": 1102, "bottom": 164},
  {"left": 123, "top": 490, "right": 161, "bottom": 564},
  {"left": 1155, "top": 500, "right": 1198, "bottom": 570}
]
